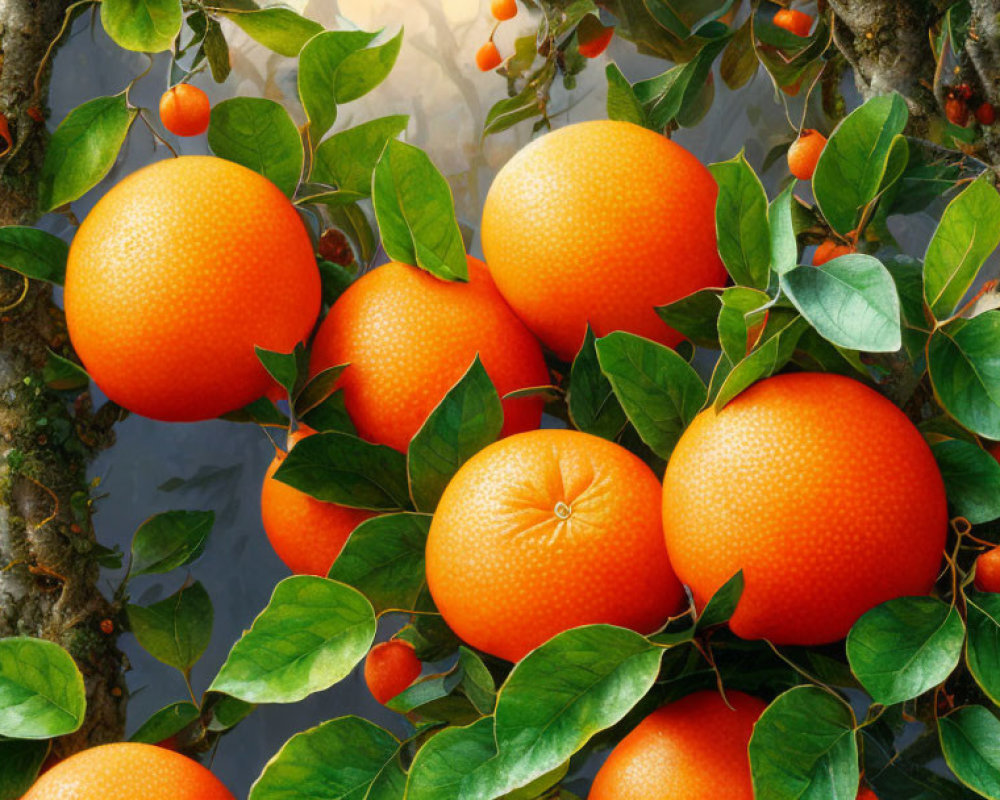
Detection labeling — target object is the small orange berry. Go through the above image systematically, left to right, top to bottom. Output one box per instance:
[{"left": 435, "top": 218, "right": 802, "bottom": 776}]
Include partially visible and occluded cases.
[
  {"left": 490, "top": 0, "right": 517, "bottom": 21},
  {"left": 773, "top": 8, "right": 813, "bottom": 37},
  {"left": 578, "top": 22, "right": 615, "bottom": 58},
  {"left": 476, "top": 41, "right": 503, "bottom": 72},
  {"left": 781, "top": 77, "right": 803, "bottom": 96},
  {"left": 159, "top": 84, "right": 211, "bottom": 137},
  {"left": 946, "top": 95, "right": 970, "bottom": 127},
  {"left": 977, "top": 102, "right": 996, "bottom": 125},
  {"left": 787, "top": 129, "right": 827, "bottom": 180},
  {"left": 812, "top": 240, "right": 854, "bottom": 266},
  {"left": 975, "top": 547, "right": 1000, "bottom": 593},
  {"left": 99, "top": 619, "right": 114, "bottom": 635},
  {"left": 364, "top": 640, "right": 422, "bottom": 704},
  {"left": 857, "top": 787, "right": 879, "bottom": 800}
]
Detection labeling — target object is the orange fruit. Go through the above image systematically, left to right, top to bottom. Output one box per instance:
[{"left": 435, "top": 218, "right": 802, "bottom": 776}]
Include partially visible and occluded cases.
[
  {"left": 490, "top": 0, "right": 517, "bottom": 21},
  {"left": 773, "top": 8, "right": 813, "bottom": 36},
  {"left": 578, "top": 22, "right": 614, "bottom": 58},
  {"left": 476, "top": 41, "right": 502, "bottom": 71},
  {"left": 159, "top": 84, "right": 210, "bottom": 137},
  {"left": 977, "top": 102, "right": 997, "bottom": 125},
  {"left": 481, "top": 120, "right": 725, "bottom": 362},
  {"left": 788, "top": 129, "right": 826, "bottom": 180},
  {"left": 65, "top": 156, "right": 320, "bottom": 422},
  {"left": 812, "top": 239, "right": 854, "bottom": 265},
  {"left": 308, "top": 257, "right": 548, "bottom": 453},
  {"left": 663, "top": 372, "right": 947, "bottom": 645},
  {"left": 261, "top": 427, "right": 376, "bottom": 576},
  {"left": 426, "top": 429, "right": 685, "bottom": 662},
  {"left": 975, "top": 547, "right": 1000, "bottom": 593},
  {"left": 364, "top": 640, "right": 423, "bottom": 704},
  {"left": 589, "top": 690, "right": 767, "bottom": 799},
  {"left": 23, "top": 742, "right": 234, "bottom": 800},
  {"left": 857, "top": 788, "right": 879, "bottom": 800}
]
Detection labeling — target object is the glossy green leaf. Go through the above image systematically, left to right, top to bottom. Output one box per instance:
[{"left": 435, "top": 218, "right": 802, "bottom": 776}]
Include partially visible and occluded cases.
[
  {"left": 101, "top": 0, "right": 182, "bottom": 52},
  {"left": 222, "top": 8, "right": 323, "bottom": 56},
  {"left": 203, "top": 18, "right": 231, "bottom": 82},
  {"left": 721, "top": 19, "right": 756, "bottom": 90},
  {"left": 334, "top": 29, "right": 402, "bottom": 104},
  {"left": 297, "top": 30, "right": 377, "bottom": 140},
  {"left": 645, "top": 36, "right": 729, "bottom": 130},
  {"left": 606, "top": 63, "right": 648, "bottom": 127},
  {"left": 813, "top": 93, "right": 909, "bottom": 235},
  {"left": 39, "top": 95, "right": 136, "bottom": 211},
  {"left": 208, "top": 97, "right": 303, "bottom": 196},
  {"left": 310, "top": 115, "right": 408, "bottom": 193},
  {"left": 372, "top": 139, "right": 467, "bottom": 281},
  {"left": 709, "top": 151, "right": 771, "bottom": 289},
  {"left": 923, "top": 176, "right": 1000, "bottom": 320},
  {"left": 769, "top": 181, "right": 798, "bottom": 276},
  {"left": 0, "top": 227, "right": 68, "bottom": 285},
  {"left": 781, "top": 254, "right": 901, "bottom": 352},
  {"left": 717, "top": 286, "right": 770, "bottom": 364},
  {"left": 655, "top": 289, "right": 722, "bottom": 349},
  {"left": 928, "top": 312, "right": 1000, "bottom": 439},
  {"left": 713, "top": 317, "right": 807, "bottom": 409},
  {"left": 567, "top": 326, "right": 628, "bottom": 441},
  {"left": 595, "top": 331, "right": 707, "bottom": 460},
  {"left": 255, "top": 345, "right": 308, "bottom": 398},
  {"left": 42, "top": 351, "right": 89, "bottom": 391},
  {"left": 293, "top": 365, "right": 347, "bottom": 419},
  {"left": 300, "top": 391, "right": 355, "bottom": 436},
  {"left": 274, "top": 431, "right": 410, "bottom": 510},
  {"left": 933, "top": 439, "right": 1000, "bottom": 523},
  {"left": 130, "top": 509, "right": 214, "bottom": 577},
  {"left": 327, "top": 512, "right": 431, "bottom": 614},
  {"left": 696, "top": 570, "right": 743, "bottom": 631},
  {"left": 209, "top": 576, "right": 375, "bottom": 704},
  {"left": 126, "top": 581, "right": 213, "bottom": 672},
  {"left": 966, "top": 592, "right": 1000, "bottom": 706},
  {"left": 847, "top": 596, "right": 964, "bottom": 705},
  {"left": 0, "top": 638, "right": 85, "bottom": 739},
  {"left": 457, "top": 647, "right": 497, "bottom": 715},
  {"left": 749, "top": 686, "right": 859, "bottom": 800},
  {"left": 204, "top": 693, "right": 256, "bottom": 733},
  {"left": 129, "top": 700, "right": 200, "bottom": 744},
  {"left": 939, "top": 706, "right": 1000, "bottom": 799},
  {"left": 249, "top": 716, "right": 399, "bottom": 800},
  {"left": 405, "top": 716, "right": 498, "bottom": 800},
  {"left": 0, "top": 739, "right": 48, "bottom": 800}
]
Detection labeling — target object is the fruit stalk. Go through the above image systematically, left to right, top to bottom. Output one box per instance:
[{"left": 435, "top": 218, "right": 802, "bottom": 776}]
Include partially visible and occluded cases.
[{"left": 0, "top": 0, "right": 127, "bottom": 756}]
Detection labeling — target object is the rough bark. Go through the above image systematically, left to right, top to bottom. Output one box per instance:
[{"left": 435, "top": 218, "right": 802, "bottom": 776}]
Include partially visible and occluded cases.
[
  {"left": 0, "top": 0, "right": 126, "bottom": 756},
  {"left": 967, "top": 0, "right": 1000, "bottom": 162}
]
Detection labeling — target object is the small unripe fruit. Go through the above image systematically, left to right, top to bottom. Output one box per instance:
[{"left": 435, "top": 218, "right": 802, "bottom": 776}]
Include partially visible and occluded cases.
[
  {"left": 491, "top": 0, "right": 517, "bottom": 21},
  {"left": 773, "top": 8, "right": 813, "bottom": 37},
  {"left": 476, "top": 41, "right": 503, "bottom": 72},
  {"left": 159, "top": 84, "right": 211, "bottom": 137},
  {"left": 946, "top": 95, "right": 970, "bottom": 127},
  {"left": 977, "top": 102, "right": 996, "bottom": 125},
  {"left": 787, "top": 129, "right": 827, "bottom": 180},
  {"left": 812, "top": 239, "right": 854, "bottom": 266},
  {"left": 975, "top": 547, "right": 1000, "bottom": 593},
  {"left": 364, "top": 640, "right": 422, "bottom": 704}
]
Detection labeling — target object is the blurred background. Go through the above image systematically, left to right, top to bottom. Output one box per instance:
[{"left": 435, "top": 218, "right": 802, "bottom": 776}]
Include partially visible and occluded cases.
[{"left": 42, "top": 0, "right": 938, "bottom": 795}]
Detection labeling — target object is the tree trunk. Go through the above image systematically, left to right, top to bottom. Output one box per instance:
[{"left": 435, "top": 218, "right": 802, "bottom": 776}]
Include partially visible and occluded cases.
[{"left": 0, "top": 0, "right": 126, "bottom": 756}]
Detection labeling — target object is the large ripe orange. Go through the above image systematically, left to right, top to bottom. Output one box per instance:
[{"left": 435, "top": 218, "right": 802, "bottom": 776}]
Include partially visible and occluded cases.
[
  {"left": 481, "top": 120, "right": 725, "bottom": 362},
  {"left": 65, "top": 156, "right": 320, "bottom": 422},
  {"left": 309, "top": 257, "right": 549, "bottom": 452},
  {"left": 662, "top": 372, "right": 947, "bottom": 645},
  {"left": 261, "top": 428, "right": 376, "bottom": 576},
  {"left": 425, "top": 429, "right": 685, "bottom": 662},
  {"left": 589, "top": 690, "right": 766, "bottom": 800},
  {"left": 23, "top": 742, "right": 235, "bottom": 800}
]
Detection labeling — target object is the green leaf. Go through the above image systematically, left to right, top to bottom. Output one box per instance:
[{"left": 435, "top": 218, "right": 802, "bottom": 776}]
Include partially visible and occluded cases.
[
  {"left": 101, "top": 0, "right": 182, "bottom": 52},
  {"left": 221, "top": 8, "right": 323, "bottom": 56},
  {"left": 203, "top": 18, "right": 231, "bottom": 82},
  {"left": 721, "top": 19, "right": 756, "bottom": 90},
  {"left": 334, "top": 29, "right": 403, "bottom": 104},
  {"left": 297, "top": 30, "right": 377, "bottom": 140},
  {"left": 645, "top": 36, "right": 730, "bottom": 130},
  {"left": 605, "top": 63, "right": 648, "bottom": 127},
  {"left": 813, "top": 93, "right": 909, "bottom": 235},
  {"left": 39, "top": 95, "right": 136, "bottom": 211},
  {"left": 208, "top": 97, "right": 304, "bottom": 197},
  {"left": 310, "top": 115, "right": 409, "bottom": 193},
  {"left": 372, "top": 139, "right": 467, "bottom": 281},
  {"left": 708, "top": 151, "right": 771, "bottom": 289},
  {"left": 923, "top": 176, "right": 1000, "bottom": 320},
  {"left": 769, "top": 181, "right": 798, "bottom": 276},
  {"left": 0, "top": 227, "right": 68, "bottom": 285},
  {"left": 781, "top": 254, "right": 902, "bottom": 352},
  {"left": 717, "top": 286, "right": 770, "bottom": 364},
  {"left": 655, "top": 288, "right": 722, "bottom": 349},
  {"left": 928, "top": 312, "right": 1000, "bottom": 439},
  {"left": 713, "top": 319, "right": 807, "bottom": 409},
  {"left": 567, "top": 326, "right": 628, "bottom": 440},
  {"left": 595, "top": 331, "right": 707, "bottom": 460},
  {"left": 254, "top": 345, "right": 308, "bottom": 398},
  {"left": 42, "top": 351, "right": 89, "bottom": 391},
  {"left": 408, "top": 356, "right": 503, "bottom": 512},
  {"left": 293, "top": 364, "right": 346, "bottom": 419},
  {"left": 301, "top": 391, "right": 355, "bottom": 436},
  {"left": 221, "top": 396, "right": 289, "bottom": 427},
  {"left": 273, "top": 431, "right": 411, "bottom": 510},
  {"left": 932, "top": 439, "right": 1000, "bottom": 524},
  {"left": 130, "top": 509, "right": 214, "bottom": 577},
  {"left": 327, "top": 512, "right": 431, "bottom": 614},
  {"left": 696, "top": 570, "right": 743, "bottom": 631},
  {"left": 209, "top": 576, "right": 375, "bottom": 704},
  {"left": 126, "top": 581, "right": 213, "bottom": 672},
  {"left": 966, "top": 592, "right": 1000, "bottom": 706},
  {"left": 846, "top": 597, "right": 965, "bottom": 706},
  {"left": 0, "top": 637, "right": 85, "bottom": 739},
  {"left": 457, "top": 647, "right": 497, "bottom": 715},
  {"left": 749, "top": 686, "right": 859, "bottom": 800},
  {"left": 204, "top": 693, "right": 256, "bottom": 733},
  {"left": 129, "top": 701, "right": 200, "bottom": 744},
  {"left": 939, "top": 705, "right": 1000, "bottom": 799},
  {"left": 249, "top": 716, "right": 399, "bottom": 800},
  {"left": 405, "top": 716, "right": 498, "bottom": 800},
  {"left": 0, "top": 739, "right": 48, "bottom": 800}
]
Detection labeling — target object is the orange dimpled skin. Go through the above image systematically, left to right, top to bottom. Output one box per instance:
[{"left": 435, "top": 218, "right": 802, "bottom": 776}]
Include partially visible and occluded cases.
[
  {"left": 159, "top": 84, "right": 210, "bottom": 136},
  {"left": 481, "top": 120, "right": 726, "bottom": 362},
  {"left": 788, "top": 129, "right": 826, "bottom": 180},
  {"left": 65, "top": 156, "right": 320, "bottom": 422},
  {"left": 309, "top": 258, "right": 549, "bottom": 452},
  {"left": 662, "top": 373, "right": 947, "bottom": 645},
  {"left": 426, "top": 429, "right": 685, "bottom": 663},
  {"left": 975, "top": 547, "right": 1000, "bottom": 593},
  {"left": 364, "top": 640, "right": 423, "bottom": 704},
  {"left": 588, "top": 690, "right": 766, "bottom": 800},
  {"left": 23, "top": 742, "right": 235, "bottom": 800}
]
